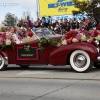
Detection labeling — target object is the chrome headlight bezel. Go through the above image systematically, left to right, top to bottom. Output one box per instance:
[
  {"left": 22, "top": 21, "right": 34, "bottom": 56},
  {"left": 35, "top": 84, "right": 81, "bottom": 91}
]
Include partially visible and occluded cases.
[{"left": 94, "top": 40, "right": 99, "bottom": 46}]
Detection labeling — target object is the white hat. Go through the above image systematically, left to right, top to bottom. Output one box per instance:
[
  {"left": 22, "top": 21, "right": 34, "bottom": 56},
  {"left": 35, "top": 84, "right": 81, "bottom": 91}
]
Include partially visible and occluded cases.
[{"left": 36, "top": 29, "right": 42, "bottom": 32}]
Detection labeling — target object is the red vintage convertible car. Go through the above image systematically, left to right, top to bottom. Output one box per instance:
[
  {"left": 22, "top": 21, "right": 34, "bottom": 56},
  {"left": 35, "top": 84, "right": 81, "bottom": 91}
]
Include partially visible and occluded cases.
[{"left": 0, "top": 28, "right": 100, "bottom": 72}]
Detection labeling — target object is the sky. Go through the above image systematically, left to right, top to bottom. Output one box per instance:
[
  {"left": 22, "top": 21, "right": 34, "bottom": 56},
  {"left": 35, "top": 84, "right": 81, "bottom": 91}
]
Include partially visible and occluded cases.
[{"left": 0, "top": 0, "right": 38, "bottom": 24}]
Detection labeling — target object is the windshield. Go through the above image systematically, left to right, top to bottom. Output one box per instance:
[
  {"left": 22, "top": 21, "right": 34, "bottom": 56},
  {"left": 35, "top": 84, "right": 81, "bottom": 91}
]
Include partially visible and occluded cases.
[{"left": 31, "top": 28, "right": 53, "bottom": 38}]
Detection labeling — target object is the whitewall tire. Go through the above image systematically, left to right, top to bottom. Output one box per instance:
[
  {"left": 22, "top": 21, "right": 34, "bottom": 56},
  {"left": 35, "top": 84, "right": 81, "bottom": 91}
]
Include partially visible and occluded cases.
[
  {"left": 70, "top": 50, "right": 94, "bottom": 72},
  {"left": 0, "top": 55, "right": 7, "bottom": 71}
]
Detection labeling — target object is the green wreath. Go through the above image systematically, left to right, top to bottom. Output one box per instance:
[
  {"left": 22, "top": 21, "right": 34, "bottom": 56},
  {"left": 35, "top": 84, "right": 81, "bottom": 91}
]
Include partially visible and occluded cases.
[{"left": 38, "top": 37, "right": 61, "bottom": 51}]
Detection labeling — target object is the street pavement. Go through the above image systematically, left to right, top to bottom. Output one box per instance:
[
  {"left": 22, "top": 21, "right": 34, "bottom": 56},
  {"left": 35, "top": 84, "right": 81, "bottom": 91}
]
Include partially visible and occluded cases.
[{"left": 0, "top": 65, "right": 100, "bottom": 100}]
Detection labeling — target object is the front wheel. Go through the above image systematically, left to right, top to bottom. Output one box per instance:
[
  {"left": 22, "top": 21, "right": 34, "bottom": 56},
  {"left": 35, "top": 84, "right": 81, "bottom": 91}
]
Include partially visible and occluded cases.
[
  {"left": 70, "top": 50, "right": 94, "bottom": 72},
  {"left": 0, "top": 55, "right": 7, "bottom": 71}
]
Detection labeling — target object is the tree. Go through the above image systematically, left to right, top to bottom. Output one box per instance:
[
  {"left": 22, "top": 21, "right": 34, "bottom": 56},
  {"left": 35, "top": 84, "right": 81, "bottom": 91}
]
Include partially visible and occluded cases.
[
  {"left": 72, "top": 0, "right": 100, "bottom": 20},
  {"left": 17, "top": 11, "right": 34, "bottom": 28},
  {"left": 2, "top": 12, "right": 18, "bottom": 26},
  {"left": 17, "top": 18, "right": 25, "bottom": 27}
]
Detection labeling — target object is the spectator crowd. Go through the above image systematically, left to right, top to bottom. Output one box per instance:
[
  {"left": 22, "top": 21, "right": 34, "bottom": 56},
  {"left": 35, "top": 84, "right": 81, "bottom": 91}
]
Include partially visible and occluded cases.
[
  {"left": 1, "top": 15, "right": 100, "bottom": 43},
  {"left": 32, "top": 16, "right": 100, "bottom": 35}
]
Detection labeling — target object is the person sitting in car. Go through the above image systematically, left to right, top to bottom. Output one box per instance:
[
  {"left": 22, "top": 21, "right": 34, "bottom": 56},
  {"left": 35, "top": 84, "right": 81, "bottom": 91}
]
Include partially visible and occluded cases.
[
  {"left": 9, "top": 26, "right": 22, "bottom": 44},
  {"left": 16, "top": 28, "right": 25, "bottom": 40},
  {"left": 36, "top": 29, "right": 43, "bottom": 37}
]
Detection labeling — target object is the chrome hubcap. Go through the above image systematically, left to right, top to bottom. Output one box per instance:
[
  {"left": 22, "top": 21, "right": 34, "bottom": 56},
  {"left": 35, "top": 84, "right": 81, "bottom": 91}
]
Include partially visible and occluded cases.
[{"left": 74, "top": 54, "right": 87, "bottom": 68}]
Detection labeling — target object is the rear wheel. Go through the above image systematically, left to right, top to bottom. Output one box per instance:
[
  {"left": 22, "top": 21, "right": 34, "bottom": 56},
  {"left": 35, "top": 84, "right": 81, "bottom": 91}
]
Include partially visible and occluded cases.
[
  {"left": 70, "top": 50, "right": 94, "bottom": 72},
  {"left": 0, "top": 55, "right": 7, "bottom": 71}
]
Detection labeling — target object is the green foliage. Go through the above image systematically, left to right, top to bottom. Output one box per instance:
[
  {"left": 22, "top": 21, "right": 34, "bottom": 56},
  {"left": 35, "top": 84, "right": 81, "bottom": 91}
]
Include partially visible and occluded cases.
[
  {"left": 72, "top": 0, "right": 100, "bottom": 19},
  {"left": 72, "top": 0, "right": 89, "bottom": 15},
  {"left": 88, "top": 0, "right": 100, "bottom": 19},
  {"left": 2, "top": 12, "right": 18, "bottom": 26},
  {"left": 17, "top": 18, "right": 24, "bottom": 27},
  {"left": 0, "top": 27, "right": 7, "bottom": 32},
  {"left": 38, "top": 37, "right": 61, "bottom": 51},
  {"left": 0, "top": 42, "right": 14, "bottom": 50},
  {"left": 0, "top": 43, "right": 6, "bottom": 50},
  {"left": 11, "top": 43, "right": 14, "bottom": 50}
]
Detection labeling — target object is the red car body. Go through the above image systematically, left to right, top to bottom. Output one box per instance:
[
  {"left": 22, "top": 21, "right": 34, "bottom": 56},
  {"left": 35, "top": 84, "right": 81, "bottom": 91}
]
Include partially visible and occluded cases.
[
  {"left": 0, "top": 28, "right": 99, "bottom": 72},
  {"left": 1, "top": 40, "right": 99, "bottom": 65}
]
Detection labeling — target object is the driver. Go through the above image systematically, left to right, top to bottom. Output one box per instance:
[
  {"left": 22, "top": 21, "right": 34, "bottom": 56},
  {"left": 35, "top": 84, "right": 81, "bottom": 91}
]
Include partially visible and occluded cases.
[{"left": 36, "top": 29, "right": 43, "bottom": 37}]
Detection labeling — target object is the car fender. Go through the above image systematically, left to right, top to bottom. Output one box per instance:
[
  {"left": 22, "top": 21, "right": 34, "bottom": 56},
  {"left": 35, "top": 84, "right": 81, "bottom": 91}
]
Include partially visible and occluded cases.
[
  {"left": 49, "top": 42, "right": 98, "bottom": 65},
  {"left": 0, "top": 50, "right": 8, "bottom": 65},
  {"left": 0, "top": 51, "right": 8, "bottom": 58}
]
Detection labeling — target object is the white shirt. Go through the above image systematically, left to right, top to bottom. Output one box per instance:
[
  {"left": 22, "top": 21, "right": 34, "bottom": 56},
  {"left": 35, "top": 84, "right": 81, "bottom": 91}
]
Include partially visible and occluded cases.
[{"left": 12, "top": 34, "right": 22, "bottom": 44}]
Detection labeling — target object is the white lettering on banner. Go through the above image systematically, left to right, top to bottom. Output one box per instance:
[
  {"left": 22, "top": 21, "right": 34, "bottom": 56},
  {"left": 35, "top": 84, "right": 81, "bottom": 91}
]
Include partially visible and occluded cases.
[{"left": 44, "top": 14, "right": 88, "bottom": 22}]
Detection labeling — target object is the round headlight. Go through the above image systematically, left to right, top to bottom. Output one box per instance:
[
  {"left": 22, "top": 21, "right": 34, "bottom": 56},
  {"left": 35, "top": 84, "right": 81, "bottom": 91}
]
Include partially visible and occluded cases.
[{"left": 94, "top": 40, "right": 99, "bottom": 46}]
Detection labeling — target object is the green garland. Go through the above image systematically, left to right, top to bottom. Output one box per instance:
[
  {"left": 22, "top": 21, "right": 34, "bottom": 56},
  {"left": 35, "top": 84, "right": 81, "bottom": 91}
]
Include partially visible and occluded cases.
[
  {"left": 38, "top": 37, "right": 62, "bottom": 51},
  {"left": 0, "top": 42, "right": 14, "bottom": 50}
]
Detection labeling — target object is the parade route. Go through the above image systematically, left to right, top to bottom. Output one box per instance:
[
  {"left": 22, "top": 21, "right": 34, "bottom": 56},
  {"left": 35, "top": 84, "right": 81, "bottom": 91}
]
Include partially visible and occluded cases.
[
  {"left": 0, "top": 0, "right": 100, "bottom": 100},
  {"left": 0, "top": 65, "right": 100, "bottom": 100},
  {"left": 0, "top": 65, "right": 100, "bottom": 80}
]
